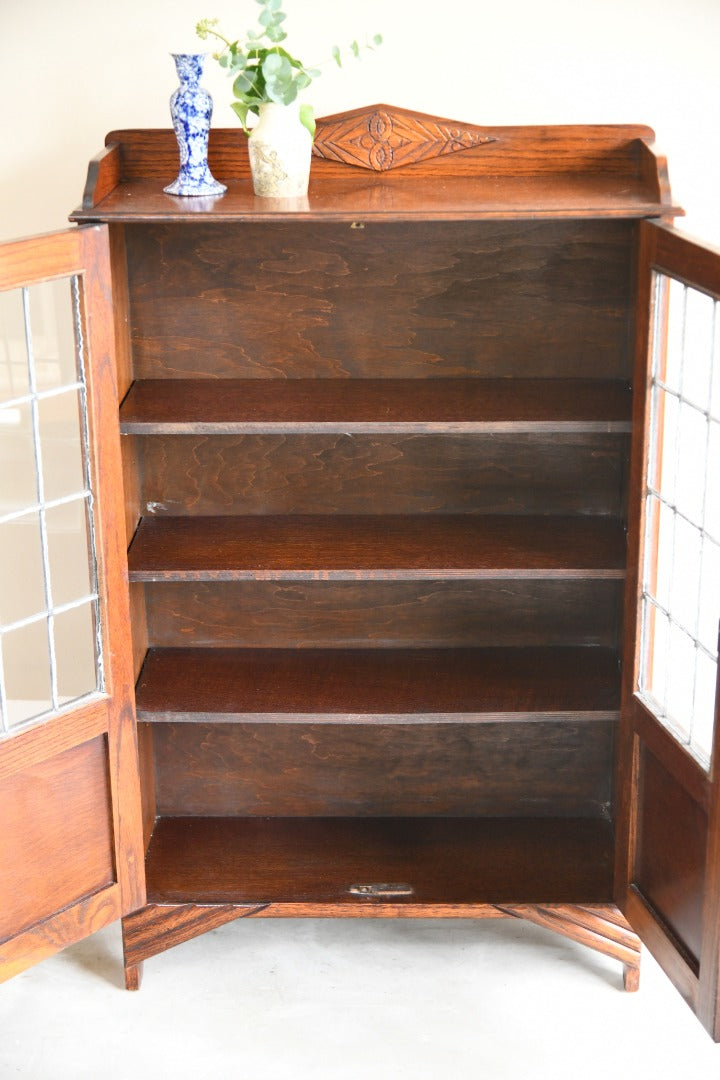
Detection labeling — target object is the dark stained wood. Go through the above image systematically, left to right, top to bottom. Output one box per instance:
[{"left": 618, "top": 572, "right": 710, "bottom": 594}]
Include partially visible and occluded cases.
[
  {"left": 71, "top": 117, "right": 680, "bottom": 221},
  {"left": 89, "top": 118, "right": 661, "bottom": 181},
  {"left": 637, "top": 142, "right": 673, "bottom": 216},
  {"left": 81, "top": 143, "right": 121, "bottom": 210},
  {"left": 72, "top": 175, "right": 679, "bottom": 224},
  {"left": 615, "top": 218, "right": 655, "bottom": 906},
  {"left": 616, "top": 218, "right": 720, "bottom": 1039},
  {"left": 123, "top": 221, "right": 634, "bottom": 381},
  {"left": 645, "top": 221, "right": 720, "bottom": 297},
  {"left": 78, "top": 226, "right": 146, "bottom": 918},
  {"left": 119, "top": 378, "right": 632, "bottom": 434},
  {"left": 137, "top": 432, "right": 629, "bottom": 518},
  {"left": 127, "top": 514, "right": 627, "bottom": 582},
  {"left": 143, "top": 579, "right": 623, "bottom": 649},
  {"left": 699, "top": 631, "right": 720, "bottom": 1038},
  {"left": 135, "top": 645, "right": 621, "bottom": 724},
  {"left": 631, "top": 697, "right": 710, "bottom": 812},
  {"left": 152, "top": 719, "right": 614, "bottom": 818},
  {"left": 137, "top": 723, "right": 157, "bottom": 853},
  {"left": 0, "top": 738, "right": 114, "bottom": 945},
  {"left": 635, "top": 748, "right": 708, "bottom": 965},
  {"left": 143, "top": 815, "right": 614, "bottom": 905},
  {"left": 626, "top": 886, "right": 699, "bottom": 1009},
  {"left": 122, "top": 899, "right": 637, "bottom": 993},
  {"left": 123, "top": 903, "right": 266, "bottom": 969},
  {"left": 501, "top": 903, "right": 641, "bottom": 991}
]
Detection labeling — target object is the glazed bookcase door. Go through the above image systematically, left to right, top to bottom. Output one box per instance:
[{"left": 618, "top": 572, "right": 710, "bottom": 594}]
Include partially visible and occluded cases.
[
  {"left": 617, "top": 220, "right": 720, "bottom": 1039},
  {"left": 0, "top": 227, "right": 144, "bottom": 981}
]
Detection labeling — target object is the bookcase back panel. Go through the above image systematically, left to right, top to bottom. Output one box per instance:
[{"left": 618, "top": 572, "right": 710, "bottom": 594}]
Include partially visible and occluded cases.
[
  {"left": 126, "top": 221, "right": 633, "bottom": 381},
  {"left": 137, "top": 433, "right": 629, "bottom": 517},
  {"left": 143, "top": 580, "right": 622, "bottom": 649},
  {"left": 151, "top": 721, "right": 614, "bottom": 819}
]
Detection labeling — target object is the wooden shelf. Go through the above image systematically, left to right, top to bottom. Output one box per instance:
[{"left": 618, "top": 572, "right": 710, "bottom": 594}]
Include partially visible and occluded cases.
[
  {"left": 72, "top": 120, "right": 680, "bottom": 224},
  {"left": 73, "top": 177, "right": 676, "bottom": 224},
  {"left": 119, "top": 378, "right": 633, "bottom": 435},
  {"left": 127, "top": 514, "right": 627, "bottom": 582},
  {"left": 134, "top": 645, "right": 621, "bottom": 723},
  {"left": 144, "top": 815, "right": 615, "bottom": 906}
]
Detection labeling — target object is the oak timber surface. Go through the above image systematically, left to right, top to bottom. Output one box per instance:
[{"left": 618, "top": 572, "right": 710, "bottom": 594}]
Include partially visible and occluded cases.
[
  {"left": 72, "top": 175, "right": 674, "bottom": 223},
  {"left": 119, "top": 378, "right": 633, "bottom": 434},
  {"left": 127, "top": 514, "right": 627, "bottom": 581},
  {"left": 134, "top": 645, "right": 621, "bottom": 723},
  {"left": 151, "top": 720, "right": 614, "bottom": 818},
  {"left": 143, "top": 815, "right": 615, "bottom": 905}
]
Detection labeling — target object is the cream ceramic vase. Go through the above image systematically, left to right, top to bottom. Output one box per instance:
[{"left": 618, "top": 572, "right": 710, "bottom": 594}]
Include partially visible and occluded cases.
[{"left": 248, "top": 102, "right": 313, "bottom": 197}]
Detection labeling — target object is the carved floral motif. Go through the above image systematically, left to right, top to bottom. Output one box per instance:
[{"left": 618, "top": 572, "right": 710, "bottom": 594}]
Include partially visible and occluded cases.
[{"left": 313, "top": 107, "right": 496, "bottom": 171}]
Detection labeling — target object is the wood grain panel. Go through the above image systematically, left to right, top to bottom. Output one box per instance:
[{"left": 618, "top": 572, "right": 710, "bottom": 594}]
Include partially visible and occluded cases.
[
  {"left": 86, "top": 120, "right": 659, "bottom": 181},
  {"left": 75, "top": 175, "right": 678, "bottom": 223},
  {"left": 125, "top": 221, "right": 633, "bottom": 380},
  {"left": 137, "top": 433, "right": 629, "bottom": 517},
  {"left": 127, "top": 514, "right": 626, "bottom": 582},
  {"left": 143, "top": 579, "right": 623, "bottom": 649},
  {"left": 134, "top": 645, "right": 621, "bottom": 724},
  {"left": 152, "top": 720, "right": 614, "bottom": 818},
  {"left": 0, "top": 737, "right": 115, "bottom": 943},
  {"left": 635, "top": 747, "right": 708, "bottom": 964},
  {"left": 143, "top": 815, "right": 614, "bottom": 905},
  {"left": 0, "top": 885, "right": 121, "bottom": 984}
]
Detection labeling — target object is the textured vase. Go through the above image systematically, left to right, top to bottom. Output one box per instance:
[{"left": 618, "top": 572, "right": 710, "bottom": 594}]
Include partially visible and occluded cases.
[
  {"left": 164, "top": 53, "right": 226, "bottom": 197},
  {"left": 248, "top": 103, "right": 313, "bottom": 197}
]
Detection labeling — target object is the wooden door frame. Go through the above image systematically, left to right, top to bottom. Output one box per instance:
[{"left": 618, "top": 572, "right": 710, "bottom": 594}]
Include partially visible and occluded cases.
[
  {"left": 616, "top": 219, "right": 720, "bottom": 1037},
  {"left": 0, "top": 227, "right": 145, "bottom": 980}
]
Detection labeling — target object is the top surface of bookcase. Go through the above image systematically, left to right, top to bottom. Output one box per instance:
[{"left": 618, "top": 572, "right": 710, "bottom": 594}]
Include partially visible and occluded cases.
[{"left": 70, "top": 104, "right": 680, "bottom": 224}]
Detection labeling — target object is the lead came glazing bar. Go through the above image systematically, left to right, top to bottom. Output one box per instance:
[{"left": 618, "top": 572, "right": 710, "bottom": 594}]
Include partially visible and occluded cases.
[
  {"left": 0, "top": 274, "right": 103, "bottom": 740},
  {"left": 639, "top": 274, "right": 720, "bottom": 767},
  {"left": 22, "top": 285, "right": 60, "bottom": 713}
]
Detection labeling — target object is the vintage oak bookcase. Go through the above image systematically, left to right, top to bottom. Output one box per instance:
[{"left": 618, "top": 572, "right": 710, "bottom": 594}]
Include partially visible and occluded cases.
[{"left": 2, "top": 106, "right": 720, "bottom": 1040}]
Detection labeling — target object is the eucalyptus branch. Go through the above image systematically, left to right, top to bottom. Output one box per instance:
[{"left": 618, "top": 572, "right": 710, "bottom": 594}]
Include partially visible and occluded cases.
[{"left": 196, "top": 2, "right": 381, "bottom": 137}]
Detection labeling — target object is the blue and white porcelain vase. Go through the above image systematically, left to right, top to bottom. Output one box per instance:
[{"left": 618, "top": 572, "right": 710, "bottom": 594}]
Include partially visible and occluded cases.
[{"left": 164, "top": 53, "right": 226, "bottom": 197}]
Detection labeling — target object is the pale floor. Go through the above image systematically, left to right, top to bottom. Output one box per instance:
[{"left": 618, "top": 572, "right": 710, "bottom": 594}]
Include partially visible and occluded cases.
[{"left": 1, "top": 916, "right": 718, "bottom": 1079}]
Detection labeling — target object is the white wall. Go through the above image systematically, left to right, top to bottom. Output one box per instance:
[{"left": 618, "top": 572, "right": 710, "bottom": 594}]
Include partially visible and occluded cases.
[{"left": 1, "top": 0, "right": 719, "bottom": 244}]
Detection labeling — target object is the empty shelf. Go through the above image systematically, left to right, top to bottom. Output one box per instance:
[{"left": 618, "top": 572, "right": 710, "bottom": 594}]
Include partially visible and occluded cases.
[
  {"left": 119, "top": 378, "right": 633, "bottom": 434},
  {"left": 127, "top": 514, "right": 627, "bottom": 582},
  {"left": 135, "top": 645, "right": 621, "bottom": 724},
  {"left": 144, "top": 815, "right": 614, "bottom": 907}
]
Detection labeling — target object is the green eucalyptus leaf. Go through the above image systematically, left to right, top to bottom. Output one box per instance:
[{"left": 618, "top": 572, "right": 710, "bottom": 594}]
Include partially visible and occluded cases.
[
  {"left": 373, "top": 33, "right": 383, "bottom": 45},
  {"left": 350, "top": 39, "right": 360, "bottom": 58},
  {"left": 331, "top": 44, "right": 342, "bottom": 67},
  {"left": 262, "top": 52, "right": 286, "bottom": 75},
  {"left": 233, "top": 69, "right": 257, "bottom": 96},
  {"left": 295, "top": 71, "right": 312, "bottom": 90},
  {"left": 231, "top": 100, "right": 252, "bottom": 132},
  {"left": 299, "top": 103, "right": 316, "bottom": 138}
]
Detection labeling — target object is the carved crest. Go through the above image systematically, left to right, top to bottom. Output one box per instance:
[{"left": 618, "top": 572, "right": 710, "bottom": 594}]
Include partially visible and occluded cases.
[{"left": 313, "top": 105, "right": 496, "bottom": 172}]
